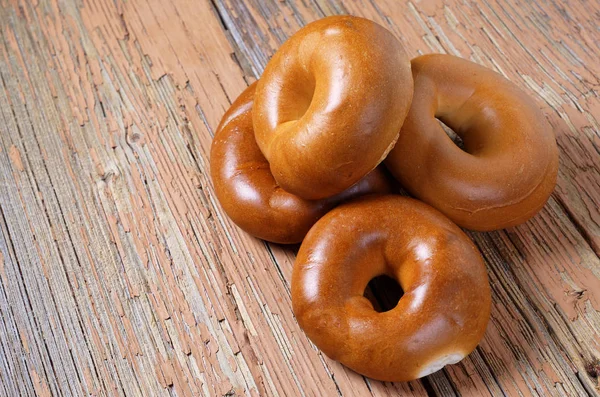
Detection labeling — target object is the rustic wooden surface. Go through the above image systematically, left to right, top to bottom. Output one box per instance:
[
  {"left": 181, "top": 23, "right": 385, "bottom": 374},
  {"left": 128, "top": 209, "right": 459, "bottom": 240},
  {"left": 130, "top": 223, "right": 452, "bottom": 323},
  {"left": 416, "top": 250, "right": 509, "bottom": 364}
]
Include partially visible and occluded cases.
[{"left": 0, "top": 0, "right": 599, "bottom": 395}]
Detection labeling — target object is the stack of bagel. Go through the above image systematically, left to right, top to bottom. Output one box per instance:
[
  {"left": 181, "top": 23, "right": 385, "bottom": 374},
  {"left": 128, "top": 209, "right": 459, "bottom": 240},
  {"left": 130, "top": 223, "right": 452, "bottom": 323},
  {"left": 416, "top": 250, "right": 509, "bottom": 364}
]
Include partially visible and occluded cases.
[{"left": 210, "top": 15, "right": 558, "bottom": 382}]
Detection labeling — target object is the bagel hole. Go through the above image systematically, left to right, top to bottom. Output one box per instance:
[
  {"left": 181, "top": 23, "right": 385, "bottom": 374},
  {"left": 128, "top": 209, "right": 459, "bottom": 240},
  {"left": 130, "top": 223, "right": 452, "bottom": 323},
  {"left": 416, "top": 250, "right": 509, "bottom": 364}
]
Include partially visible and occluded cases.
[
  {"left": 437, "top": 118, "right": 465, "bottom": 151},
  {"left": 363, "top": 275, "right": 403, "bottom": 313}
]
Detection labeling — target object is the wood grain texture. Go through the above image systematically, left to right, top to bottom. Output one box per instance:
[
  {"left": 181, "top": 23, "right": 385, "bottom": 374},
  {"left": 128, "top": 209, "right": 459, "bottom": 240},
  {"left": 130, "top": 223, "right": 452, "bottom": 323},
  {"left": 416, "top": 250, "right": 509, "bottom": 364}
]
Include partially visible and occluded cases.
[{"left": 0, "top": 0, "right": 598, "bottom": 396}]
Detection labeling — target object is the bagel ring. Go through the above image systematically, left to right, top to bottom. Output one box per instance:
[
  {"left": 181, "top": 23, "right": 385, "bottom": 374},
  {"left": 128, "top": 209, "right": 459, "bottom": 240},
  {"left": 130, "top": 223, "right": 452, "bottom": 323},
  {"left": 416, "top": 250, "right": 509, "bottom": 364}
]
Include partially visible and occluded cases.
[
  {"left": 253, "top": 15, "right": 413, "bottom": 200},
  {"left": 385, "top": 54, "right": 559, "bottom": 231},
  {"left": 210, "top": 82, "right": 393, "bottom": 244},
  {"left": 292, "top": 195, "right": 491, "bottom": 381}
]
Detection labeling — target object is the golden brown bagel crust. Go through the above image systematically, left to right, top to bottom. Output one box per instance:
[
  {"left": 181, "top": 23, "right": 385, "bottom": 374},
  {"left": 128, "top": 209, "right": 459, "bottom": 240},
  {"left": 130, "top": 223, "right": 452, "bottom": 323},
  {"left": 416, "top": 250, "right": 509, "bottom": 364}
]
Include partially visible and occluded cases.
[
  {"left": 254, "top": 16, "right": 413, "bottom": 200},
  {"left": 385, "top": 54, "right": 559, "bottom": 231},
  {"left": 210, "top": 83, "right": 393, "bottom": 244},
  {"left": 292, "top": 195, "right": 491, "bottom": 382}
]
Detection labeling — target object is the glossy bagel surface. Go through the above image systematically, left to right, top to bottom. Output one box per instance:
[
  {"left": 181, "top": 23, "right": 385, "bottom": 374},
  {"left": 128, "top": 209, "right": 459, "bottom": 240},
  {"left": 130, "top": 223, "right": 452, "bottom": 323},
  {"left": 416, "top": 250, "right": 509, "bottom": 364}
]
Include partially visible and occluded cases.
[
  {"left": 254, "top": 15, "right": 413, "bottom": 200},
  {"left": 385, "top": 54, "right": 559, "bottom": 231},
  {"left": 210, "top": 82, "right": 392, "bottom": 244},
  {"left": 292, "top": 195, "right": 491, "bottom": 381}
]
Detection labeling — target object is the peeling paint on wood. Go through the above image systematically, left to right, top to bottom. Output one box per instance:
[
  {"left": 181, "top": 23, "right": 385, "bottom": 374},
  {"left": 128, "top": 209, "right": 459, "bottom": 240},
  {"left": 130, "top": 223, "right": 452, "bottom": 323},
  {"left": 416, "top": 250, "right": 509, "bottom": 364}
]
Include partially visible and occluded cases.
[{"left": 0, "top": 0, "right": 598, "bottom": 396}]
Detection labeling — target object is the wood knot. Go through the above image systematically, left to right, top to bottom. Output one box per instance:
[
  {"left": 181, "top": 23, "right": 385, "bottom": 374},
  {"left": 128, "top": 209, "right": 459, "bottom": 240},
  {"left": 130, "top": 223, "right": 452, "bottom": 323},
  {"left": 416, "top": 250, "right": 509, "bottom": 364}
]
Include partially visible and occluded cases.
[
  {"left": 126, "top": 128, "right": 144, "bottom": 145},
  {"left": 100, "top": 163, "right": 120, "bottom": 183},
  {"left": 585, "top": 359, "right": 600, "bottom": 378}
]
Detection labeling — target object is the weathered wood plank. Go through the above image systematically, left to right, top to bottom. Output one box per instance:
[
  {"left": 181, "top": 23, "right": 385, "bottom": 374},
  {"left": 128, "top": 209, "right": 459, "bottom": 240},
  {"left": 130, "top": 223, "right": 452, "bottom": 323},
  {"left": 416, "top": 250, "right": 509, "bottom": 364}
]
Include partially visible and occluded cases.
[{"left": 0, "top": 0, "right": 598, "bottom": 396}]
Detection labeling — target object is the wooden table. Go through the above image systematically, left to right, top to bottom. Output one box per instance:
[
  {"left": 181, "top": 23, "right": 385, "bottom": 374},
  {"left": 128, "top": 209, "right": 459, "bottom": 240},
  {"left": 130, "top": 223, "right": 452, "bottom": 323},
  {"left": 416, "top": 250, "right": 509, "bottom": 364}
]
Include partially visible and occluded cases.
[{"left": 0, "top": 0, "right": 598, "bottom": 395}]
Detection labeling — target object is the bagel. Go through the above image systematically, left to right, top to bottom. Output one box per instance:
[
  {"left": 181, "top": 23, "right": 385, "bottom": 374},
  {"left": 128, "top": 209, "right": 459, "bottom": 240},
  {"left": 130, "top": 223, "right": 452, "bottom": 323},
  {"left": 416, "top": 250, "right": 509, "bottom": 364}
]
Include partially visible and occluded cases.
[
  {"left": 253, "top": 15, "right": 413, "bottom": 200},
  {"left": 385, "top": 54, "right": 559, "bottom": 231},
  {"left": 210, "top": 82, "right": 393, "bottom": 244},
  {"left": 292, "top": 195, "right": 491, "bottom": 381}
]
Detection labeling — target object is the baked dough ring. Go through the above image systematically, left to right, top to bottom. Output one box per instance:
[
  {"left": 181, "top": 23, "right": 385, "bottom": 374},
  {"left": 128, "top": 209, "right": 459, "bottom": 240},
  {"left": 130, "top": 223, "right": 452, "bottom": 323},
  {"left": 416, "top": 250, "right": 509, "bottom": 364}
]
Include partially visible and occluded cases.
[
  {"left": 254, "top": 16, "right": 413, "bottom": 200},
  {"left": 385, "top": 54, "right": 559, "bottom": 231},
  {"left": 210, "top": 83, "right": 393, "bottom": 244},
  {"left": 292, "top": 195, "right": 491, "bottom": 381}
]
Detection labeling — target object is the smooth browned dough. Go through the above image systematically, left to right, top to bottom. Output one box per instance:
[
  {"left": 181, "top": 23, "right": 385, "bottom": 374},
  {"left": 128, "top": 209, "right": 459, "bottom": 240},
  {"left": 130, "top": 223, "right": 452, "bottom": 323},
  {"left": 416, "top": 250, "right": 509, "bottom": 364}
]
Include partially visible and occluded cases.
[
  {"left": 253, "top": 15, "right": 413, "bottom": 200},
  {"left": 385, "top": 54, "right": 559, "bottom": 231},
  {"left": 210, "top": 82, "right": 393, "bottom": 244},
  {"left": 292, "top": 195, "right": 491, "bottom": 382}
]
